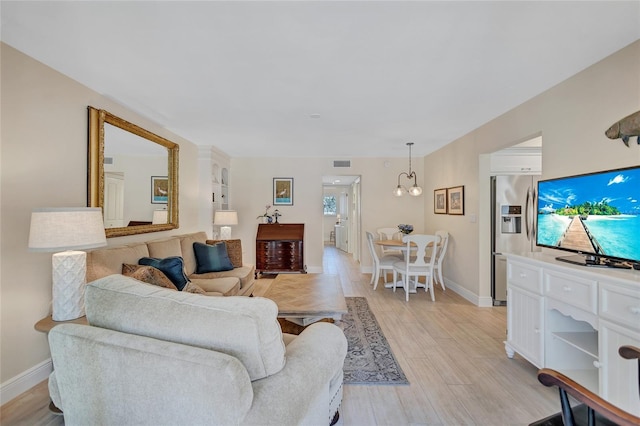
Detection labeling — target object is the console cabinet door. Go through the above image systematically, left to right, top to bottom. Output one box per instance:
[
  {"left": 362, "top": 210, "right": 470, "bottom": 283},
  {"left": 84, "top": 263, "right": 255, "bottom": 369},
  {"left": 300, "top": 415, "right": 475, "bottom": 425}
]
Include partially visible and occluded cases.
[
  {"left": 507, "top": 285, "right": 544, "bottom": 368},
  {"left": 598, "top": 319, "right": 640, "bottom": 416}
]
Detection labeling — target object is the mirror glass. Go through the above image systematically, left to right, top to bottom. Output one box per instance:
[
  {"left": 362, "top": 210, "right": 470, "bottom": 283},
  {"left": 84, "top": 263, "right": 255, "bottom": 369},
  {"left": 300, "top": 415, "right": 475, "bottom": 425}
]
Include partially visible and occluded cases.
[{"left": 88, "top": 107, "right": 179, "bottom": 237}]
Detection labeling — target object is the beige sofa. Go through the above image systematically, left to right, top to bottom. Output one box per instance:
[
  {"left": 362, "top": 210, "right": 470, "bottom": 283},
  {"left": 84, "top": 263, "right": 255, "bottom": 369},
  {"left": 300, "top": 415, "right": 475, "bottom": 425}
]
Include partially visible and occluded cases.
[
  {"left": 86, "top": 231, "right": 255, "bottom": 296},
  {"left": 48, "top": 275, "right": 347, "bottom": 425}
]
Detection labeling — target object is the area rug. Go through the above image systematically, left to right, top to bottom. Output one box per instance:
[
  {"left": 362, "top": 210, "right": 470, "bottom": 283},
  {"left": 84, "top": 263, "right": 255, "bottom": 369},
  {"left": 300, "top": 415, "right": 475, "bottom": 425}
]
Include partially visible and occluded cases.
[{"left": 342, "top": 297, "right": 409, "bottom": 385}]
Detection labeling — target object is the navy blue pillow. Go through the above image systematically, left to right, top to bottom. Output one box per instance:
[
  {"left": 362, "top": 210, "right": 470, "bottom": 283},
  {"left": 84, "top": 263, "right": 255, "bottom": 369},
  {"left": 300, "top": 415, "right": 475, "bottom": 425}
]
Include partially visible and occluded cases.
[
  {"left": 193, "top": 242, "right": 234, "bottom": 273},
  {"left": 138, "top": 256, "right": 190, "bottom": 291}
]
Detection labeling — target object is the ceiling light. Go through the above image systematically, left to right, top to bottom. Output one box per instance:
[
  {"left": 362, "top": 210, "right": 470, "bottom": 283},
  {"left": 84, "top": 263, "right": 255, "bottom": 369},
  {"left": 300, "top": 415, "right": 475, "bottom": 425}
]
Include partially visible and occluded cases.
[{"left": 393, "top": 142, "right": 422, "bottom": 197}]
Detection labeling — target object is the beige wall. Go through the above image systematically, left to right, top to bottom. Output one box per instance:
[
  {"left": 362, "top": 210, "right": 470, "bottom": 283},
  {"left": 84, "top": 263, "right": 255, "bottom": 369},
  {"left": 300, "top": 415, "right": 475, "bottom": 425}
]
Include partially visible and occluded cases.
[
  {"left": 423, "top": 40, "right": 640, "bottom": 304},
  {"left": 0, "top": 44, "right": 204, "bottom": 391},
  {"left": 230, "top": 157, "right": 426, "bottom": 272}
]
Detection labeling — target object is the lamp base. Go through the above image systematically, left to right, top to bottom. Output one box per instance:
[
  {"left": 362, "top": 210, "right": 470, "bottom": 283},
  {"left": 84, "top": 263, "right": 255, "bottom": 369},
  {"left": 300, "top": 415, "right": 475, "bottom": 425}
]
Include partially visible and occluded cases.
[
  {"left": 220, "top": 226, "right": 232, "bottom": 240},
  {"left": 51, "top": 251, "right": 87, "bottom": 321}
]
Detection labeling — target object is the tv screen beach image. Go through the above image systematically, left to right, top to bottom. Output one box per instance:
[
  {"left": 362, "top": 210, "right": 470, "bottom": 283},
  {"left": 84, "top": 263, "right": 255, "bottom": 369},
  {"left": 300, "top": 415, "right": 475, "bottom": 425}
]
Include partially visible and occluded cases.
[{"left": 537, "top": 167, "right": 640, "bottom": 262}]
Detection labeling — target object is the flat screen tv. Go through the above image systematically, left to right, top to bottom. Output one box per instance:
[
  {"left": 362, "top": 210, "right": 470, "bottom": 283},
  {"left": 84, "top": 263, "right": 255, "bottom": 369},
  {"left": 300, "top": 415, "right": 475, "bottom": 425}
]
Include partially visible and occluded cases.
[{"left": 536, "top": 165, "right": 640, "bottom": 268}]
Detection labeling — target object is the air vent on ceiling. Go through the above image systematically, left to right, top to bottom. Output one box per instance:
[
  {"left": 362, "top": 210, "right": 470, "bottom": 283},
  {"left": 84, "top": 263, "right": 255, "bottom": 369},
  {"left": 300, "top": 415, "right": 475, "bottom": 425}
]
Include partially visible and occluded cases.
[
  {"left": 104, "top": 157, "right": 113, "bottom": 165},
  {"left": 333, "top": 160, "right": 351, "bottom": 168}
]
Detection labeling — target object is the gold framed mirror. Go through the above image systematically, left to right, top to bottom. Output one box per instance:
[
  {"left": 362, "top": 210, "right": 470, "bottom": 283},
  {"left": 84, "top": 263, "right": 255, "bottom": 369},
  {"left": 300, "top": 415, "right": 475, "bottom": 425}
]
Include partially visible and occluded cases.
[{"left": 88, "top": 106, "right": 179, "bottom": 237}]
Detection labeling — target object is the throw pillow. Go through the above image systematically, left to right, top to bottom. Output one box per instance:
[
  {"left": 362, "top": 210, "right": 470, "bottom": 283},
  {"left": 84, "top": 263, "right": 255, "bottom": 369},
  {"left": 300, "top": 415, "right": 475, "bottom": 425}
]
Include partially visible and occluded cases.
[
  {"left": 206, "top": 239, "right": 243, "bottom": 267},
  {"left": 193, "top": 242, "right": 234, "bottom": 273},
  {"left": 138, "top": 257, "right": 190, "bottom": 291},
  {"left": 122, "top": 264, "right": 178, "bottom": 291},
  {"left": 183, "top": 281, "right": 206, "bottom": 294}
]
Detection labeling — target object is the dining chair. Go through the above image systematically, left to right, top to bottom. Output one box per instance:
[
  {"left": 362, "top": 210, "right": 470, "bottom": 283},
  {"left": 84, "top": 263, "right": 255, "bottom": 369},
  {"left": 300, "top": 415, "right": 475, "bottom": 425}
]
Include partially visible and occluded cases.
[
  {"left": 376, "top": 227, "right": 402, "bottom": 257},
  {"left": 432, "top": 230, "right": 449, "bottom": 291},
  {"left": 366, "top": 231, "right": 402, "bottom": 290},
  {"left": 392, "top": 234, "right": 440, "bottom": 302}
]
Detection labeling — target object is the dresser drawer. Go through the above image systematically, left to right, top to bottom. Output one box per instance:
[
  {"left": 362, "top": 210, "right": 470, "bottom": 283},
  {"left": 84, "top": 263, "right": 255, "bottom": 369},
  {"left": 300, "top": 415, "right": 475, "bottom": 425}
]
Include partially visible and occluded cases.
[
  {"left": 507, "top": 261, "right": 542, "bottom": 294},
  {"left": 544, "top": 270, "right": 597, "bottom": 314},
  {"left": 600, "top": 281, "right": 640, "bottom": 330}
]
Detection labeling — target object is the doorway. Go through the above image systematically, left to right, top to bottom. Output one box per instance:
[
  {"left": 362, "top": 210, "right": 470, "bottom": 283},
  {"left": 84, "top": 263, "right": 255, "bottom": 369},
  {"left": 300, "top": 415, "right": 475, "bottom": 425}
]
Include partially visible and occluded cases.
[{"left": 322, "top": 175, "right": 361, "bottom": 263}]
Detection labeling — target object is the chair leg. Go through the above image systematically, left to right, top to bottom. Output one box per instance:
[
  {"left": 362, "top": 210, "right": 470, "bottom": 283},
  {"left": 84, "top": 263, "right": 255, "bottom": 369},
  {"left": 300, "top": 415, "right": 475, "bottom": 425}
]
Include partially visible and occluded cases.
[
  {"left": 437, "top": 264, "right": 445, "bottom": 291},
  {"left": 373, "top": 268, "right": 380, "bottom": 290},
  {"left": 392, "top": 270, "right": 398, "bottom": 292},
  {"left": 405, "top": 274, "right": 410, "bottom": 302},
  {"left": 428, "top": 276, "right": 435, "bottom": 302}
]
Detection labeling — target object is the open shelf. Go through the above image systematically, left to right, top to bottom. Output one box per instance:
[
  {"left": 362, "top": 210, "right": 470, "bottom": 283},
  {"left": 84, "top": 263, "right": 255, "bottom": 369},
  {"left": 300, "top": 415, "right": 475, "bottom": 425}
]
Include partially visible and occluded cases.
[{"left": 552, "top": 331, "right": 598, "bottom": 359}]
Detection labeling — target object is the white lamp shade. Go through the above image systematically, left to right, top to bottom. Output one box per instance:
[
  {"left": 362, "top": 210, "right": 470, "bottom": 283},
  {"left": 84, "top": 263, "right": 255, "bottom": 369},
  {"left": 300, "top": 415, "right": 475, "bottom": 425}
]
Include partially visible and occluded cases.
[
  {"left": 28, "top": 207, "right": 107, "bottom": 252},
  {"left": 152, "top": 209, "right": 168, "bottom": 224},
  {"left": 214, "top": 210, "right": 238, "bottom": 225}
]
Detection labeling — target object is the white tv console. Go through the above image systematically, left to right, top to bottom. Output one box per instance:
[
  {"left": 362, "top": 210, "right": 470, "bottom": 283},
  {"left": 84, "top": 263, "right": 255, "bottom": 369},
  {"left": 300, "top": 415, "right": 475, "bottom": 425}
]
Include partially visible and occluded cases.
[{"left": 505, "top": 252, "right": 640, "bottom": 416}]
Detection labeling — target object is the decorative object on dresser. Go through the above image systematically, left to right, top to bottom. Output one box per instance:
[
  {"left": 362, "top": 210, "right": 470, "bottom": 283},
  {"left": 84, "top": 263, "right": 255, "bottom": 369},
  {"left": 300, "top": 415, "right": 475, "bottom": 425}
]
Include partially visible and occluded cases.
[
  {"left": 28, "top": 207, "right": 107, "bottom": 321},
  {"left": 214, "top": 209, "right": 238, "bottom": 240},
  {"left": 256, "top": 223, "right": 305, "bottom": 276}
]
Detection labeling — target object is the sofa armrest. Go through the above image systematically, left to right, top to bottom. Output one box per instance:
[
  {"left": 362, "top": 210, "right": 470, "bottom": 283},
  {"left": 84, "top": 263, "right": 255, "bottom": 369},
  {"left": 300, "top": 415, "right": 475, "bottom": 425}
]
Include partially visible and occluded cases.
[{"left": 242, "top": 322, "right": 347, "bottom": 425}]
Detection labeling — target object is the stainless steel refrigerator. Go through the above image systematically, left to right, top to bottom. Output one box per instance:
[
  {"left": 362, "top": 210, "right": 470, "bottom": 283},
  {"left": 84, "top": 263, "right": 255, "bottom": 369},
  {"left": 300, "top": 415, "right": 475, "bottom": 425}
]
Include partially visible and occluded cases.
[{"left": 491, "top": 175, "right": 541, "bottom": 305}]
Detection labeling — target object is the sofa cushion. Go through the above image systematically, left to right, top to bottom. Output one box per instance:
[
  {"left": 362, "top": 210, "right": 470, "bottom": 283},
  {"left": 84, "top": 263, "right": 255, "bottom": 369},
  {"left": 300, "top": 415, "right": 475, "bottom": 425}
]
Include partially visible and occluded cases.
[
  {"left": 178, "top": 232, "right": 208, "bottom": 275},
  {"left": 146, "top": 237, "right": 182, "bottom": 260},
  {"left": 206, "top": 239, "right": 243, "bottom": 267},
  {"left": 86, "top": 242, "right": 150, "bottom": 283},
  {"left": 194, "top": 242, "right": 234, "bottom": 273},
  {"left": 139, "top": 257, "right": 190, "bottom": 291},
  {"left": 122, "top": 264, "right": 178, "bottom": 291},
  {"left": 190, "top": 265, "right": 254, "bottom": 290},
  {"left": 85, "top": 275, "right": 287, "bottom": 381},
  {"left": 191, "top": 277, "right": 240, "bottom": 297}
]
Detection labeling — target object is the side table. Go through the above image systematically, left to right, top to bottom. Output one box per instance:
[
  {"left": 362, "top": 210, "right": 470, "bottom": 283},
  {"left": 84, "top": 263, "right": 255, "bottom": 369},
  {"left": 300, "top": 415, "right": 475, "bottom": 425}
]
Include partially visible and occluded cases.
[
  {"left": 34, "top": 315, "right": 89, "bottom": 413},
  {"left": 35, "top": 315, "right": 88, "bottom": 333}
]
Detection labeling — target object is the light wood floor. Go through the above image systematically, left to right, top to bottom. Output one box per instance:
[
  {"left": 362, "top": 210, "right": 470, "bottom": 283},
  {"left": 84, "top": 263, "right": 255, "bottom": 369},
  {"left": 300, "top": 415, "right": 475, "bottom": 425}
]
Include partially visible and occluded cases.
[{"left": 1, "top": 245, "right": 560, "bottom": 425}]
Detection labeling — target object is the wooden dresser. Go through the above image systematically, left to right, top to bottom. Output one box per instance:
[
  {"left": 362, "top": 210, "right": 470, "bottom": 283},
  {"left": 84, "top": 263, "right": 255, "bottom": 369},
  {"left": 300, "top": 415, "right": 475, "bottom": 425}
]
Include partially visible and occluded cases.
[{"left": 256, "top": 223, "right": 306, "bottom": 275}]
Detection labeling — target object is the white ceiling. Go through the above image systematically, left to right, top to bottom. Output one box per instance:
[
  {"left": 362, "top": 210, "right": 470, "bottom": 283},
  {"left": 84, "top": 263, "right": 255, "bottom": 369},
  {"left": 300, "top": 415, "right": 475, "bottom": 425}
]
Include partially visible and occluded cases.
[{"left": 2, "top": 1, "right": 639, "bottom": 158}]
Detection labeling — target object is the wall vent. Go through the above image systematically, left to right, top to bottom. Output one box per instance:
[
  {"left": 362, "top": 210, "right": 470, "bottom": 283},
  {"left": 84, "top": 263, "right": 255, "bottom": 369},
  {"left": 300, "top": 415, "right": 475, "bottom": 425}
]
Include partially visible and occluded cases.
[
  {"left": 104, "top": 157, "right": 113, "bottom": 165},
  {"left": 333, "top": 160, "right": 351, "bottom": 168}
]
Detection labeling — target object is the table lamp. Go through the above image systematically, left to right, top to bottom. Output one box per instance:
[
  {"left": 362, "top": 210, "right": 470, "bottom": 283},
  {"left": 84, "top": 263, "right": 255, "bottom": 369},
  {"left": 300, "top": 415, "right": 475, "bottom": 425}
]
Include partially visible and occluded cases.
[
  {"left": 28, "top": 207, "right": 107, "bottom": 321},
  {"left": 152, "top": 209, "right": 168, "bottom": 224},
  {"left": 214, "top": 210, "right": 238, "bottom": 240}
]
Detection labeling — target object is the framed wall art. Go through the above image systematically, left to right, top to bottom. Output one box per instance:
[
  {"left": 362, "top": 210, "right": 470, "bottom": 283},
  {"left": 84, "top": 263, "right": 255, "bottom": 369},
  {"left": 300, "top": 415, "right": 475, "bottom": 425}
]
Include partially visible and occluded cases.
[
  {"left": 151, "top": 176, "right": 168, "bottom": 204},
  {"left": 273, "top": 177, "right": 294, "bottom": 206},
  {"left": 447, "top": 185, "right": 464, "bottom": 215},
  {"left": 434, "top": 188, "right": 447, "bottom": 214}
]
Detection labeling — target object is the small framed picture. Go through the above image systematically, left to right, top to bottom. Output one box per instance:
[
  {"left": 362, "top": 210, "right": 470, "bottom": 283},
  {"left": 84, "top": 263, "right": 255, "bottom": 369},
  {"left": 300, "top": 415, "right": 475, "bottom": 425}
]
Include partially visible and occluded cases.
[
  {"left": 151, "top": 176, "right": 168, "bottom": 204},
  {"left": 273, "top": 177, "right": 294, "bottom": 206},
  {"left": 447, "top": 185, "right": 464, "bottom": 215},
  {"left": 434, "top": 188, "right": 447, "bottom": 214}
]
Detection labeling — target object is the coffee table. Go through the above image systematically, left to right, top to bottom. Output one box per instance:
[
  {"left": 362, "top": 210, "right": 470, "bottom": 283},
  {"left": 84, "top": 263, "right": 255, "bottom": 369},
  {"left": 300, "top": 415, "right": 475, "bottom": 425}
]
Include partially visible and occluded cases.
[{"left": 262, "top": 274, "right": 348, "bottom": 326}]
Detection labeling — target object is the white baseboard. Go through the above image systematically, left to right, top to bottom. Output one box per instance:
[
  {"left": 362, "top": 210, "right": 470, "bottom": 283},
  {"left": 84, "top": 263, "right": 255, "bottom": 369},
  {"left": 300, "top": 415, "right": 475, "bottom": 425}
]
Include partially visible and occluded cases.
[
  {"left": 443, "top": 278, "right": 493, "bottom": 307},
  {"left": 0, "top": 358, "right": 52, "bottom": 406}
]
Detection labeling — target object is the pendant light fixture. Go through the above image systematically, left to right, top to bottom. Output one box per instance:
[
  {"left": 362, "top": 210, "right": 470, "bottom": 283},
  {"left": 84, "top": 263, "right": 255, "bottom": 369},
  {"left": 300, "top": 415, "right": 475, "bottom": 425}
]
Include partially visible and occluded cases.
[{"left": 393, "top": 142, "right": 423, "bottom": 197}]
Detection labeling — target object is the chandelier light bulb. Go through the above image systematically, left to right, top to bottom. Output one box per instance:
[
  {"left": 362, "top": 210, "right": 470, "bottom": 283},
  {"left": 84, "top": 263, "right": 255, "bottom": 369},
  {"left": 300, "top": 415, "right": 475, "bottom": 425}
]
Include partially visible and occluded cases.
[{"left": 393, "top": 186, "right": 404, "bottom": 197}]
